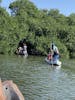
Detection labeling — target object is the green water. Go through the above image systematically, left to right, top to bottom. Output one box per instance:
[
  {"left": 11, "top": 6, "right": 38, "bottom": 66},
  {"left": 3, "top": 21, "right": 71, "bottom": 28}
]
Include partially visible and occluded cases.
[{"left": 0, "top": 55, "right": 75, "bottom": 100}]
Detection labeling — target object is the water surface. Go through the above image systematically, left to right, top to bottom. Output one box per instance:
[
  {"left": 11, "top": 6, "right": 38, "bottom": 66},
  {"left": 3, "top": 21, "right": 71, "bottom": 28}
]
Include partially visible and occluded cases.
[{"left": 0, "top": 55, "right": 75, "bottom": 100}]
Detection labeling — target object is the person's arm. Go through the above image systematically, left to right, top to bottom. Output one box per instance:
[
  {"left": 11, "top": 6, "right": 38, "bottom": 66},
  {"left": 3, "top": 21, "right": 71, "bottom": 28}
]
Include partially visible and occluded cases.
[
  {"left": 56, "top": 48, "right": 59, "bottom": 54},
  {"left": 50, "top": 49, "right": 54, "bottom": 56}
]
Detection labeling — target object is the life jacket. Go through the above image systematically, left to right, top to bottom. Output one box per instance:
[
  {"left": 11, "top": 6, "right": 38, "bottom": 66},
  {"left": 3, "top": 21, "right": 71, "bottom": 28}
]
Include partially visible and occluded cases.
[{"left": 47, "top": 54, "right": 52, "bottom": 60}]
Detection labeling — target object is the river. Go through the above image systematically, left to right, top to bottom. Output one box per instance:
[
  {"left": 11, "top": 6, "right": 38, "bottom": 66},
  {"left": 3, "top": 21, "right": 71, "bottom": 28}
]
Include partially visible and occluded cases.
[{"left": 0, "top": 55, "right": 75, "bottom": 100}]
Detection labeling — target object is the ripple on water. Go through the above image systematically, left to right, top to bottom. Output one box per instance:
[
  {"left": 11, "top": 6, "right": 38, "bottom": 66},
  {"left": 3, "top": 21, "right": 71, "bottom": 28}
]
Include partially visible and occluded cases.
[{"left": 0, "top": 55, "right": 75, "bottom": 100}]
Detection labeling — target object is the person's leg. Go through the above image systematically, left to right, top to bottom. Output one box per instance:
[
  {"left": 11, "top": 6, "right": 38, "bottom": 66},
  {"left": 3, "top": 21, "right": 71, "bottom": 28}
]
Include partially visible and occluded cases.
[
  {"left": 53, "top": 54, "right": 59, "bottom": 61},
  {"left": 0, "top": 79, "right": 6, "bottom": 100},
  {"left": 0, "top": 79, "right": 25, "bottom": 100},
  {"left": 3, "top": 80, "right": 25, "bottom": 100}
]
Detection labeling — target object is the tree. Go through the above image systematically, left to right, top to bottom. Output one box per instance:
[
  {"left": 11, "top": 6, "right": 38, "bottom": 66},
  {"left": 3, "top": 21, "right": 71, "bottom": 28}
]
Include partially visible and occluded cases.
[
  {"left": 0, "top": 0, "right": 75, "bottom": 58},
  {"left": 0, "top": 0, "right": 2, "bottom": 6}
]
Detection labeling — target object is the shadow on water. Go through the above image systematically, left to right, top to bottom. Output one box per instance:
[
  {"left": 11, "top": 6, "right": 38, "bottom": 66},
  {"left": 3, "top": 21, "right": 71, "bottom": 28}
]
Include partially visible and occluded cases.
[{"left": 0, "top": 55, "right": 75, "bottom": 100}]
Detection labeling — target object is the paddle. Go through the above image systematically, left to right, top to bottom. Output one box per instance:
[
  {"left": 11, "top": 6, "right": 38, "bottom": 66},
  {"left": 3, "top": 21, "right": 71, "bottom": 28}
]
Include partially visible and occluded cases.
[{"left": 50, "top": 49, "right": 54, "bottom": 67}]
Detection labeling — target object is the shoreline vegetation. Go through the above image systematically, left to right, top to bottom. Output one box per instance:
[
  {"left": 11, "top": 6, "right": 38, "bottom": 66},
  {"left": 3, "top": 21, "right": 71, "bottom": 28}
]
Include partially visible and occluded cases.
[{"left": 0, "top": 0, "right": 75, "bottom": 58}]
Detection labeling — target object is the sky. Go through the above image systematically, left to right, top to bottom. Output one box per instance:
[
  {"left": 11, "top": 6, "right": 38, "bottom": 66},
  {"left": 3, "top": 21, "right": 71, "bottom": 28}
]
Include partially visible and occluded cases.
[{"left": 1, "top": 0, "right": 75, "bottom": 16}]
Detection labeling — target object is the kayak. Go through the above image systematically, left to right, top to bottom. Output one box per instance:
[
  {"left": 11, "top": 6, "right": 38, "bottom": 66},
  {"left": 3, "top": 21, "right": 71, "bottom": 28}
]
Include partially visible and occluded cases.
[{"left": 45, "top": 57, "right": 61, "bottom": 67}]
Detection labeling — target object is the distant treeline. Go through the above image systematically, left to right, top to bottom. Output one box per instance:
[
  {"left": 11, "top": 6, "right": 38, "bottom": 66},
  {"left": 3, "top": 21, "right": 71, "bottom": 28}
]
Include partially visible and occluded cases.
[{"left": 0, "top": 0, "right": 75, "bottom": 58}]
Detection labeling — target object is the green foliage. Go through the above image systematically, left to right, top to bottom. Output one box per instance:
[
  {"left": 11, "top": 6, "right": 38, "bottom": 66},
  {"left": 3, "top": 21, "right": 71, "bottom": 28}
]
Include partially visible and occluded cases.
[
  {"left": 0, "top": 0, "right": 75, "bottom": 58},
  {"left": 0, "top": 0, "right": 2, "bottom": 5}
]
